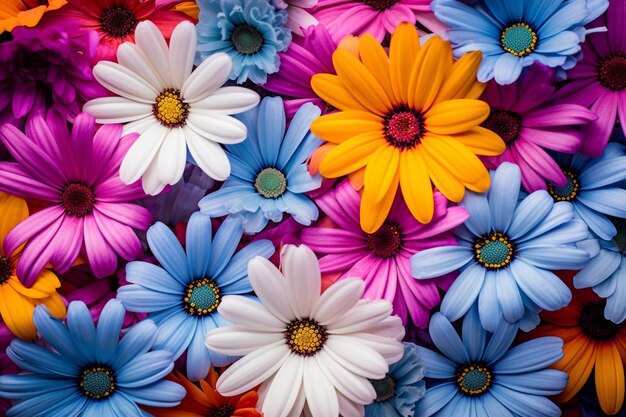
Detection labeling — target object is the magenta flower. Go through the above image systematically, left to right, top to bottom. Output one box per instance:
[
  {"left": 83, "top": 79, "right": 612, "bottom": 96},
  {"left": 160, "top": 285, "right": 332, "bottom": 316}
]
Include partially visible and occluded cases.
[
  {"left": 479, "top": 63, "right": 597, "bottom": 192},
  {"left": 0, "top": 111, "right": 152, "bottom": 286},
  {"left": 300, "top": 180, "right": 468, "bottom": 327}
]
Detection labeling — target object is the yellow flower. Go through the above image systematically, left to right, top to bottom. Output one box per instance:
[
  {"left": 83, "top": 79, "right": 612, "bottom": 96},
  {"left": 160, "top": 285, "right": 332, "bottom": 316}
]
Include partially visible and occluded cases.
[
  {"left": 0, "top": 0, "right": 67, "bottom": 33},
  {"left": 174, "top": 1, "right": 199, "bottom": 20},
  {"left": 310, "top": 23, "right": 505, "bottom": 233},
  {"left": 0, "top": 192, "right": 65, "bottom": 340}
]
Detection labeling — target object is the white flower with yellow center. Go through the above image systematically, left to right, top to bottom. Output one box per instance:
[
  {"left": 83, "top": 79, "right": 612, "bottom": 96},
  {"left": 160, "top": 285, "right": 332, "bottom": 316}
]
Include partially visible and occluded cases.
[
  {"left": 84, "top": 20, "right": 260, "bottom": 195},
  {"left": 205, "top": 244, "right": 405, "bottom": 417}
]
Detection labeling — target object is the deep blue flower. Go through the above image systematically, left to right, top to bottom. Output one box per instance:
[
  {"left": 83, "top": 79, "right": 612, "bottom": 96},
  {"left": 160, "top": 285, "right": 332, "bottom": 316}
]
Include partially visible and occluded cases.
[
  {"left": 195, "top": 0, "right": 291, "bottom": 84},
  {"left": 431, "top": 0, "right": 609, "bottom": 84},
  {"left": 199, "top": 97, "right": 322, "bottom": 234},
  {"left": 411, "top": 162, "right": 591, "bottom": 331},
  {"left": 117, "top": 212, "right": 274, "bottom": 381},
  {"left": 0, "top": 299, "right": 185, "bottom": 417},
  {"left": 415, "top": 307, "right": 567, "bottom": 417},
  {"left": 365, "top": 342, "right": 426, "bottom": 417}
]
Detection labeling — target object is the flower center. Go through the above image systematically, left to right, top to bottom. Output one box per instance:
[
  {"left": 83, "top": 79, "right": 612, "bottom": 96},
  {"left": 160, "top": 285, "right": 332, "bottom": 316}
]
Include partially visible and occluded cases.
[
  {"left": 362, "top": 0, "right": 397, "bottom": 10},
  {"left": 100, "top": 6, "right": 137, "bottom": 38},
  {"left": 501, "top": 23, "right": 537, "bottom": 57},
  {"left": 231, "top": 24, "right": 264, "bottom": 55},
  {"left": 18, "top": 52, "right": 49, "bottom": 82},
  {"left": 598, "top": 55, "right": 626, "bottom": 91},
  {"left": 153, "top": 89, "right": 189, "bottom": 128},
  {"left": 384, "top": 109, "right": 425, "bottom": 149},
  {"left": 481, "top": 110, "right": 521, "bottom": 144},
  {"left": 254, "top": 168, "right": 287, "bottom": 199},
  {"left": 548, "top": 171, "right": 579, "bottom": 202},
  {"left": 62, "top": 182, "right": 96, "bottom": 217},
  {"left": 366, "top": 222, "right": 402, "bottom": 258},
  {"left": 474, "top": 232, "right": 514, "bottom": 269},
  {"left": 0, "top": 257, "right": 12, "bottom": 284},
  {"left": 183, "top": 278, "right": 221, "bottom": 316},
  {"left": 579, "top": 302, "right": 620, "bottom": 340},
  {"left": 285, "top": 318, "right": 327, "bottom": 356},
  {"left": 457, "top": 364, "right": 492, "bottom": 396},
  {"left": 79, "top": 366, "right": 115, "bottom": 400},
  {"left": 370, "top": 374, "right": 396, "bottom": 402},
  {"left": 209, "top": 405, "right": 236, "bottom": 417}
]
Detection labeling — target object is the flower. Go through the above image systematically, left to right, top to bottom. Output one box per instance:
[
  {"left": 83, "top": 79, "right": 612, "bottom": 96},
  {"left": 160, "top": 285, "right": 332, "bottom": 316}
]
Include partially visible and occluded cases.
[
  {"left": 0, "top": 0, "right": 66, "bottom": 33},
  {"left": 55, "top": 0, "right": 193, "bottom": 61},
  {"left": 195, "top": 0, "right": 291, "bottom": 84},
  {"left": 271, "top": 0, "right": 317, "bottom": 36},
  {"left": 431, "top": 0, "right": 609, "bottom": 84},
  {"left": 83, "top": 20, "right": 260, "bottom": 195},
  {"left": 310, "top": 23, "right": 505, "bottom": 232},
  {"left": 479, "top": 63, "right": 597, "bottom": 192},
  {"left": 199, "top": 97, "right": 322, "bottom": 234},
  {"left": 0, "top": 111, "right": 152, "bottom": 286},
  {"left": 411, "top": 162, "right": 591, "bottom": 331},
  {"left": 300, "top": 179, "right": 468, "bottom": 327},
  {"left": 0, "top": 192, "right": 66, "bottom": 340},
  {"left": 117, "top": 213, "right": 275, "bottom": 381},
  {"left": 205, "top": 244, "right": 405, "bottom": 417},
  {"left": 530, "top": 272, "right": 626, "bottom": 415},
  {"left": 0, "top": 299, "right": 186, "bottom": 416},
  {"left": 415, "top": 307, "right": 567, "bottom": 417},
  {"left": 365, "top": 342, "right": 426, "bottom": 417},
  {"left": 144, "top": 369, "right": 262, "bottom": 417}
]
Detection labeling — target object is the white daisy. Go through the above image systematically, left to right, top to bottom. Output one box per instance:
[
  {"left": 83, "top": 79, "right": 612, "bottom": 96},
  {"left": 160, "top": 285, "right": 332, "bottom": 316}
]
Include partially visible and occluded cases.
[
  {"left": 83, "top": 20, "right": 260, "bottom": 195},
  {"left": 205, "top": 244, "right": 404, "bottom": 417}
]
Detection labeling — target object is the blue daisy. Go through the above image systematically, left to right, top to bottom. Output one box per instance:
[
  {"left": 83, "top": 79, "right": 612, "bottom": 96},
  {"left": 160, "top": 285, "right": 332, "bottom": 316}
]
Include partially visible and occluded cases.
[
  {"left": 195, "top": 0, "right": 291, "bottom": 84},
  {"left": 431, "top": 0, "right": 609, "bottom": 84},
  {"left": 199, "top": 97, "right": 322, "bottom": 234},
  {"left": 411, "top": 162, "right": 591, "bottom": 331},
  {"left": 117, "top": 212, "right": 274, "bottom": 381},
  {"left": 0, "top": 300, "right": 185, "bottom": 417},
  {"left": 415, "top": 307, "right": 567, "bottom": 417},
  {"left": 365, "top": 342, "right": 426, "bottom": 417}
]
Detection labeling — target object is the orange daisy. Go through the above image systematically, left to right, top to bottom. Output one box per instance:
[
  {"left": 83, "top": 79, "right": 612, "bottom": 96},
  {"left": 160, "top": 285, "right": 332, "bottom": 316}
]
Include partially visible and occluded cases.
[
  {"left": 0, "top": 0, "right": 67, "bottom": 33},
  {"left": 309, "top": 22, "right": 505, "bottom": 233}
]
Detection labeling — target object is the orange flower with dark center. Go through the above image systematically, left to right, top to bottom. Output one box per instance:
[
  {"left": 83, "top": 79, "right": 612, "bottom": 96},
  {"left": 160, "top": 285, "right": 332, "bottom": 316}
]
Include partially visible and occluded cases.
[{"left": 0, "top": 0, "right": 67, "bottom": 32}]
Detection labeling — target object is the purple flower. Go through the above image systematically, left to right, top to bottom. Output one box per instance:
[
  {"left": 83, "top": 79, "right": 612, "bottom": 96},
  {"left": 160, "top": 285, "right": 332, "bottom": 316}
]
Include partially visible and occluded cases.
[{"left": 0, "top": 111, "right": 152, "bottom": 286}]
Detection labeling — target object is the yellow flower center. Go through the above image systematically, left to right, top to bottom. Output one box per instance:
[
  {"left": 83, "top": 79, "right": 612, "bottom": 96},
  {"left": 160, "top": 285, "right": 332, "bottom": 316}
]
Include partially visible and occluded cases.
[
  {"left": 153, "top": 89, "right": 189, "bottom": 128},
  {"left": 474, "top": 232, "right": 514, "bottom": 269},
  {"left": 183, "top": 278, "right": 221, "bottom": 316},
  {"left": 285, "top": 318, "right": 327, "bottom": 356},
  {"left": 457, "top": 364, "right": 492, "bottom": 396}
]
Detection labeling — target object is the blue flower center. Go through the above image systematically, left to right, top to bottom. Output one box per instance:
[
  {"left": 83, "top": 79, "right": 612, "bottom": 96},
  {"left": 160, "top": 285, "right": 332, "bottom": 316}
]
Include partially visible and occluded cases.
[
  {"left": 501, "top": 23, "right": 537, "bottom": 57},
  {"left": 232, "top": 24, "right": 264, "bottom": 55},
  {"left": 255, "top": 167, "right": 287, "bottom": 199},
  {"left": 548, "top": 171, "right": 579, "bottom": 202},
  {"left": 474, "top": 232, "right": 514, "bottom": 269},
  {"left": 183, "top": 278, "right": 220, "bottom": 316},
  {"left": 457, "top": 364, "right": 491, "bottom": 396},
  {"left": 80, "top": 366, "right": 115, "bottom": 400},
  {"left": 370, "top": 374, "right": 396, "bottom": 402}
]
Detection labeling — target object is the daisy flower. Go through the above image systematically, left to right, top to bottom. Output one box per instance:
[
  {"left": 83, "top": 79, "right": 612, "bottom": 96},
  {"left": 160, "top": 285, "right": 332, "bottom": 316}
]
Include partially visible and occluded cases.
[
  {"left": 0, "top": 0, "right": 66, "bottom": 33},
  {"left": 195, "top": 0, "right": 292, "bottom": 84},
  {"left": 271, "top": 0, "right": 318, "bottom": 36},
  {"left": 431, "top": 0, "right": 609, "bottom": 84},
  {"left": 84, "top": 20, "right": 260, "bottom": 195},
  {"left": 310, "top": 23, "right": 505, "bottom": 232},
  {"left": 479, "top": 63, "right": 597, "bottom": 192},
  {"left": 199, "top": 97, "right": 322, "bottom": 234},
  {"left": 0, "top": 111, "right": 152, "bottom": 286},
  {"left": 411, "top": 162, "right": 591, "bottom": 331},
  {"left": 301, "top": 179, "right": 468, "bottom": 327},
  {"left": 117, "top": 213, "right": 275, "bottom": 381},
  {"left": 205, "top": 244, "right": 405, "bottom": 417},
  {"left": 0, "top": 300, "right": 186, "bottom": 417},
  {"left": 416, "top": 307, "right": 567, "bottom": 417}
]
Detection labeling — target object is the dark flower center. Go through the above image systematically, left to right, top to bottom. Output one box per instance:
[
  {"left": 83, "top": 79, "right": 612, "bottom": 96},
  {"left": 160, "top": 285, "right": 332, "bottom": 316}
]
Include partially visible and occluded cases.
[
  {"left": 362, "top": 0, "right": 397, "bottom": 10},
  {"left": 100, "top": 6, "right": 137, "bottom": 38},
  {"left": 501, "top": 23, "right": 537, "bottom": 57},
  {"left": 231, "top": 24, "right": 264, "bottom": 55},
  {"left": 18, "top": 52, "right": 50, "bottom": 82},
  {"left": 598, "top": 55, "right": 626, "bottom": 91},
  {"left": 153, "top": 89, "right": 189, "bottom": 128},
  {"left": 384, "top": 109, "right": 425, "bottom": 149},
  {"left": 481, "top": 110, "right": 521, "bottom": 144},
  {"left": 255, "top": 168, "right": 287, "bottom": 199},
  {"left": 548, "top": 171, "right": 579, "bottom": 202},
  {"left": 62, "top": 182, "right": 96, "bottom": 217},
  {"left": 366, "top": 222, "right": 402, "bottom": 258},
  {"left": 474, "top": 232, "right": 514, "bottom": 270},
  {"left": 0, "top": 257, "right": 12, "bottom": 284},
  {"left": 183, "top": 278, "right": 221, "bottom": 316},
  {"left": 579, "top": 302, "right": 620, "bottom": 340},
  {"left": 285, "top": 318, "right": 327, "bottom": 356},
  {"left": 457, "top": 363, "right": 492, "bottom": 396},
  {"left": 79, "top": 365, "right": 116, "bottom": 400},
  {"left": 370, "top": 374, "right": 396, "bottom": 402},
  {"left": 209, "top": 405, "right": 236, "bottom": 417}
]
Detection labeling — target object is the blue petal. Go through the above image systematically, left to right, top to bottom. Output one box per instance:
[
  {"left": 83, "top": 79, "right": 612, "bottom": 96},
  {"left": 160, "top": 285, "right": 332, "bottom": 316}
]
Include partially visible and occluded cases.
[
  {"left": 482, "top": 0, "right": 510, "bottom": 25},
  {"left": 524, "top": 0, "right": 562, "bottom": 27},
  {"left": 537, "top": 0, "right": 587, "bottom": 39},
  {"left": 432, "top": 2, "right": 501, "bottom": 37},
  {"left": 535, "top": 31, "right": 581, "bottom": 54},
  {"left": 493, "top": 53, "right": 525, "bottom": 85},
  {"left": 257, "top": 97, "right": 285, "bottom": 166},
  {"left": 277, "top": 102, "right": 320, "bottom": 170},
  {"left": 228, "top": 152, "right": 256, "bottom": 182},
  {"left": 579, "top": 155, "right": 626, "bottom": 190},
  {"left": 488, "top": 162, "right": 520, "bottom": 232},
  {"left": 285, "top": 164, "right": 322, "bottom": 194},
  {"left": 199, "top": 184, "right": 258, "bottom": 217},
  {"left": 577, "top": 188, "right": 626, "bottom": 218},
  {"left": 460, "top": 191, "right": 491, "bottom": 236},
  {"left": 281, "top": 192, "right": 319, "bottom": 225},
  {"left": 514, "top": 202, "right": 573, "bottom": 244},
  {"left": 573, "top": 202, "right": 617, "bottom": 240},
  {"left": 241, "top": 209, "right": 270, "bottom": 233},
  {"left": 186, "top": 212, "right": 213, "bottom": 278},
  {"left": 208, "top": 215, "right": 244, "bottom": 277},
  {"left": 518, "top": 219, "right": 589, "bottom": 249},
  {"left": 147, "top": 222, "right": 192, "bottom": 285},
  {"left": 216, "top": 239, "right": 275, "bottom": 288},
  {"left": 411, "top": 246, "right": 474, "bottom": 278},
  {"left": 519, "top": 246, "right": 590, "bottom": 270},
  {"left": 509, "top": 260, "right": 571, "bottom": 311},
  {"left": 124, "top": 262, "right": 184, "bottom": 294},
  {"left": 440, "top": 263, "right": 486, "bottom": 322},
  {"left": 605, "top": 266, "right": 626, "bottom": 323},
  {"left": 495, "top": 268, "right": 524, "bottom": 324},
  {"left": 478, "top": 273, "right": 503, "bottom": 332},
  {"left": 117, "top": 285, "right": 182, "bottom": 313},
  {"left": 95, "top": 299, "right": 125, "bottom": 364},
  {"left": 66, "top": 301, "right": 96, "bottom": 364},
  {"left": 33, "top": 303, "right": 87, "bottom": 365},
  {"left": 462, "top": 304, "right": 487, "bottom": 361},
  {"left": 152, "top": 310, "right": 197, "bottom": 359},
  {"left": 206, "top": 313, "right": 239, "bottom": 366},
  {"left": 429, "top": 313, "right": 469, "bottom": 365},
  {"left": 186, "top": 317, "right": 213, "bottom": 381},
  {"left": 111, "top": 319, "right": 159, "bottom": 371},
  {"left": 482, "top": 320, "right": 517, "bottom": 365},
  {"left": 494, "top": 337, "right": 563, "bottom": 374},
  {"left": 7, "top": 340, "right": 78, "bottom": 377},
  {"left": 417, "top": 347, "right": 457, "bottom": 379},
  {"left": 116, "top": 351, "right": 175, "bottom": 388},
  {"left": 495, "top": 369, "right": 567, "bottom": 395},
  {"left": 0, "top": 374, "right": 74, "bottom": 399},
  {"left": 122, "top": 380, "right": 186, "bottom": 407},
  {"left": 413, "top": 382, "right": 458, "bottom": 417},
  {"left": 490, "top": 383, "right": 562, "bottom": 417},
  {"left": 6, "top": 387, "right": 84, "bottom": 417},
  {"left": 481, "top": 392, "right": 514, "bottom": 417},
  {"left": 108, "top": 393, "right": 145, "bottom": 417}
]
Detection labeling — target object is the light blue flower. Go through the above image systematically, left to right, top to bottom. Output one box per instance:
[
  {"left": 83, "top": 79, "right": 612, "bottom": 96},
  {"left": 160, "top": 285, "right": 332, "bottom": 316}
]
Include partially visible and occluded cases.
[
  {"left": 195, "top": 0, "right": 291, "bottom": 84},
  {"left": 431, "top": 0, "right": 609, "bottom": 84},
  {"left": 199, "top": 96, "right": 322, "bottom": 234},
  {"left": 411, "top": 162, "right": 591, "bottom": 331},
  {"left": 117, "top": 213, "right": 274, "bottom": 381},
  {"left": 0, "top": 299, "right": 185, "bottom": 417},
  {"left": 415, "top": 307, "right": 567, "bottom": 417},
  {"left": 365, "top": 342, "right": 426, "bottom": 417}
]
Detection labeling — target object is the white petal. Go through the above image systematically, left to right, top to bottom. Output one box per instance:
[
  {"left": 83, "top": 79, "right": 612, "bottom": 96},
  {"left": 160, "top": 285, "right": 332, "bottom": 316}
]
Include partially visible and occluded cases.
[
  {"left": 285, "top": 6, "right": 318, "bottom": 36},
  {"left": 134, "top": 21, "right": 172, "bottom": 86},
  {"left": 169, "top": 21, "right": 196, "bottom": 89},
  {"left": 117, "top": 43, "right": 166, "bottom": 91},
  {"left": 182, "top": 52, "right": 232, "bottom": 102},
  {"left": 93, "top": 61, "right": 159, "bottom": 103},
  {"left": 193, "top": 86, "right": 260, "bottom": 114},
  {"left": 83, "top": 97, "right": 152, "bottom": 124},
  {"left": 187, "top": 111, "right": 248, "bottom": 144},
  {"left": 123, "top": 116, "right": 159, "bottom": 135},
  {"left": 119, "top": 123, "right": 168, "bottom": 184},
  {"left": 184, "top": 126, "right": 231, "bottom": 181},
  {"left": 157, "top": 128, "right": 187, "bottom": 185},
  {"left": 141, "top": 155, "right": 168, "bottom": 195},
  {"left": 281, "top": 245, "right": 321, "bottom": 319},
  {"left": 248, "top": 257, "right": 296, "bottom": 323},
  {"left": 313, "top": 279, "right": 363, "bottom": 325},
  {"left": 217, "top": 295, "right": 286, "bottom": 332},
  {"left": 325, "top": 300, "right": 392, "bottom": 334},
  {"left": 363, "top": 316, "right": 405, "bottom": 340},
  {"left": 205, "top": 326, "right": 283, "bottom": 356},
  {"left": 343, "top": 334, "right": 403, "bottom": 363},
  {"left": 324, "top": 335, "right": 388, "bottom": 379},
  {"left": 315, "top": 349, "right": 376, "bottom": 404},
  {"left": 262, "top": 354, "right": 305, "bottom": 417},
  {"left": 303, "top": 358, "right": 339, "bottom": 417},
  {"left": 285, "top": 381, "right": 307, "bottom": 417},
  {"left": 337, "top": 391, "right": 364, "bottom": 417}
]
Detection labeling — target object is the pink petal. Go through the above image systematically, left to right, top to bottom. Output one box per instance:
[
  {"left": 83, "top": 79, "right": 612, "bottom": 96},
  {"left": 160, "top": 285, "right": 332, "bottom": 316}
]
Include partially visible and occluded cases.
[
  {"left": 94, "top": 203, "right": 152, "bottom": 230},
  {"left": 93, "top": 210, "right": 142, "bottom": 261},
  {"left": 84, "top": 215, "right": 118, "bottom": 278}
]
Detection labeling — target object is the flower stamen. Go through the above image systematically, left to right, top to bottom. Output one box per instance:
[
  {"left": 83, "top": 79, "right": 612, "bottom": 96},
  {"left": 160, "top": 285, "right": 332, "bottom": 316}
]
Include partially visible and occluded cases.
[
  {"left": 501, "top": 23, "right": 537, "bottom": 57},
  {"left": 153, "top": 89, "right": 189, "bottom": 128},
  {"left": 548, "top": 171, "right": 579, "bottom": 202},
  {"left": 474, "top": 232, "right": 514, "bottom": 270},
  {"left": 183, "top": 278, "right": 221, "bottom": 316},
  {"left": 285, "top": 318, "right": 327, "bottom": 356},
  {"left": 457, "top": 363, "right": 492, "bottom": 396},
  {"left": 79, "top": 366, "right": 116, "bottom": 400}
]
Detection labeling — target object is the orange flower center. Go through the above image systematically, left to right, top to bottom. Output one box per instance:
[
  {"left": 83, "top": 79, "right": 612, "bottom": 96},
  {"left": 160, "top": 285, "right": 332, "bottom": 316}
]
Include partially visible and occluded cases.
[
  {"left": 100, "top": 6, "right": 137, "bottom": 38},
  {"left": 598, "top": 55, "right": 626, "bottom": 91},
  {"left": 384, "top": 109, "right": 425, "bottom": 149},
  {"left": 481, "top": 110, "right": 521, "bottom": 145},
  {"left": 62, "top": 182, "right": 96, "bottom": 217},
  {"left": 366, "top": 222, "right": 402, "bottom": 258},
  {"left": 0, "top": 257, "right": 11, "bottom": 284},
  {"left": 579, "top": 302, "right": 620, "bottom": 340}
]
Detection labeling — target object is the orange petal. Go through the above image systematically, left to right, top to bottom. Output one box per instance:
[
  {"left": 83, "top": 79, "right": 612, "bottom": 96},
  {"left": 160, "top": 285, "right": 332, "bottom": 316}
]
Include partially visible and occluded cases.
[
  {"left": 15, "top": 6, "right": 46, "bottom": 27},
  {"left": 389, "top": 23, "right": 419, "bottom": 104},
  {"left": 359, "top": 34, "right": 397, "bottom": 108},
  {"left": 408, "top": 36, "right": 451, "bottom": 112},
  {"left": 436, "top": 50, "right": 484, "bottom": 103},
  {"left": 310, "top": 74, "right": 368, "bottom": 112},
  {"left": 425, "top": 99, "right": 490, "bottom": 135},
  {"left": 310, "top": 110, "right": 384, "bottom": 144},
  {"left": 451, "top": 127, "right": 505, "bottom": 156},
  {"left": 319, "top": 132, "right": 386, "bottom": 178},
  {"left": 421, "top": 134, "right": 488, "bottom": 184},
  {"left": 308, "top": 143, "right": 335, "bottom": 175},
  {"left": 363, "top": 145, "right": 400, "bottom": 203},
  {"left": 399, "top": 148, "right": 434, "bottom": 224},
  {"left": 421, "top": 148, "right": 466, "bottom": 202},
  {"left": 348, "top": 167, "right": 365, "bottom": 190},
  {"left": 360, "top": 171, "right": 400, "bottom": 233},
  {"left": 0, "top": 192, "right": 28, "bottom": 254},
  {"left": 0, "top": 285, "right": 37, "bottom": 340},
  {"left": 554, "top": 335, "right": 597, "bottom": 403},
  {"left": 595, "top": 343, "right": 625, "bottom": 415}
]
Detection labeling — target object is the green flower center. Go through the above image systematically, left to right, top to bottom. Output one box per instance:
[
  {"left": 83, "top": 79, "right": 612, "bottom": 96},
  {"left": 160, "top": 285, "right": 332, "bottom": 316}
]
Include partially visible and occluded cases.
[
  {"left": 100, "top": 6, "right": 137, "bottom": 38},
  {"left": 501, "top": 23, "right": 537, "bottom": 57},
  {"left": 231, "top": 24, "right": 264, "bottom": 55},
  {"left": 598, "top": 55, "right": 626, "bottom": 91},
  {"left": 255, "top": 167, "right": 287, "bottom": 199},
  {"left": 548, "top": 171, "right": 579, "bottom": 202},
  {"left": 62, "top": 182, "right": 96, "bottom": 217},
  {"left": 366, "top": 222, "right": 402, "bottom": 258},
  {"left": 474, "top": 232, "right": 514, "bottom": 269},
  {"left": 0, "top": 257, "right": 11, "bottom": 284},
  {"left": 183, "top": 278, "right": 221, "bottom": 316},
  {"left": 579, "top": 302, "right": 620, "bottom": 340},
  {"left": 285, "top": 318, "right": 327, "bottom": 356},
  {"left": 457, "top": 364, "right": 492, "bottom": 396},
  {"left": 80, "top": 366, "right": 116, "bottom": 400},
  {"left": 370, "top": 374, "right": 396, "bottom": 402}
]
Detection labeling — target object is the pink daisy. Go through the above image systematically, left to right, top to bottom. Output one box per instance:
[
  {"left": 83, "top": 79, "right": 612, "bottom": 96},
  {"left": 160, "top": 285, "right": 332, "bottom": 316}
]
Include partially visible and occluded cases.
[
  {"left": 0, "top": 111, "right": 152, "bottom": 286},
  {"left": 300, "top": 179, "right": 468, "bottom": 327}
]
